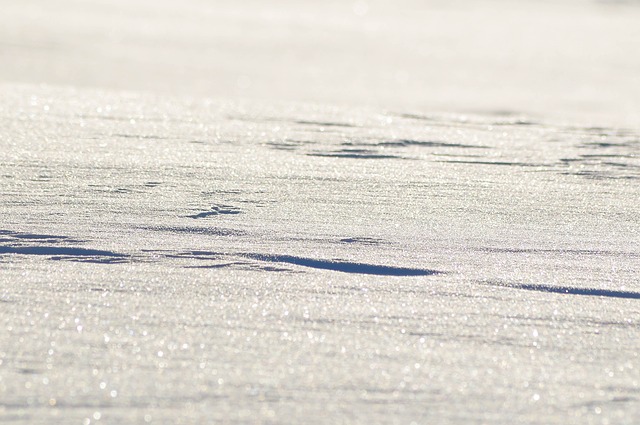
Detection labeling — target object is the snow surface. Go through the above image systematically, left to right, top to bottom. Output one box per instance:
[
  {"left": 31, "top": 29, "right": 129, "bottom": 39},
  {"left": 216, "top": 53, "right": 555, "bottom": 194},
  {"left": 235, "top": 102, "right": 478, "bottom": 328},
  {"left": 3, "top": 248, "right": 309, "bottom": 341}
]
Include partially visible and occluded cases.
[{"left": 1, "top": 0, "right": 640, "bottom": 424}]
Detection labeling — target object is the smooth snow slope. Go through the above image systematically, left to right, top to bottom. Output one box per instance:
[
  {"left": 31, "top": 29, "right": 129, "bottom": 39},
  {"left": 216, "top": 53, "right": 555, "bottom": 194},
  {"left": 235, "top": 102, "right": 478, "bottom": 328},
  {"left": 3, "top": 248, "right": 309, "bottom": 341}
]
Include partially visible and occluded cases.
[
  {"left": 1, "top": 0, "right": 640, "bottom": 424},
  {"left": 1, "top": 0, "right": 640, "bottom": 126},
  {"left": 2, "top": 84, "right": 639, "bottom": 424}
]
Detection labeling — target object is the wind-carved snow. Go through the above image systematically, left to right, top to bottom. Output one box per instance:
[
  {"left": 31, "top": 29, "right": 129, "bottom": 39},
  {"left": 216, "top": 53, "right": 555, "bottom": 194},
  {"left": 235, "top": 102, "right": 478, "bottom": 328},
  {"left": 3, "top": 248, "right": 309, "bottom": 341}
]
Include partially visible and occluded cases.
[
  {"left": 0, "top": 0, "right": 639, "bottom": 420},
  {"left": 1, "top": 84, "right": 639, "bottom": 425},
  {"left": 187, "top": 204, "right": 243, "bottom": 219},
  {"left": 0, "top": 230, "right": 128, "bottom": 263},
  {"left": 484, "top": 281, "right": 640, "bottom": 300}
]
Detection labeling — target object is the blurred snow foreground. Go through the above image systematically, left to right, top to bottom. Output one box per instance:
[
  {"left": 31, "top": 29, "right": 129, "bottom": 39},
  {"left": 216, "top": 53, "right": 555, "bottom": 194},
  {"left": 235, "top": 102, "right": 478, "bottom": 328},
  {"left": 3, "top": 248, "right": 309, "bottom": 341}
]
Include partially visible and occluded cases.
[{"left": 1, "top": 0, "right": 640, "bottom": 424}]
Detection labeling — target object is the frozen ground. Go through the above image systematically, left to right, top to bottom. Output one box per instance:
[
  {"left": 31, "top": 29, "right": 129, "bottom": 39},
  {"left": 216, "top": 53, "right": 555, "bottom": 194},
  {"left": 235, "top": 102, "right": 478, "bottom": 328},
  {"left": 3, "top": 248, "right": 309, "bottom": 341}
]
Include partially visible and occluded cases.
[{"left": 1, "top": 1, "right": 640, "bottom": 424}]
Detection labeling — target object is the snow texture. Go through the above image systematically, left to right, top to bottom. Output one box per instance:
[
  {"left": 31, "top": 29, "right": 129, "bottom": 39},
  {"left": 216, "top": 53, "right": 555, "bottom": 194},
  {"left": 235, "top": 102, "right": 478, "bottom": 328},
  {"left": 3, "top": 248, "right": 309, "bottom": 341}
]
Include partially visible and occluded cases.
[{"left": 1, "top": 0, "right": 640, "bottom": 424}]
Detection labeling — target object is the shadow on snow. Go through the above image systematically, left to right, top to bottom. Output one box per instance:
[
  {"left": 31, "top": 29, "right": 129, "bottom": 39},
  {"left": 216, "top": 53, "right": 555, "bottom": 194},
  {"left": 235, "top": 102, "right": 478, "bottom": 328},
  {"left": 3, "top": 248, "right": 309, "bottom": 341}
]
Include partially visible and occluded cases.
[
  {"left": 243, "top": 253, "right": 440, "bottom": 276},
  {"left": 487, "top": 281, "right": 640, "bottom": 300}
]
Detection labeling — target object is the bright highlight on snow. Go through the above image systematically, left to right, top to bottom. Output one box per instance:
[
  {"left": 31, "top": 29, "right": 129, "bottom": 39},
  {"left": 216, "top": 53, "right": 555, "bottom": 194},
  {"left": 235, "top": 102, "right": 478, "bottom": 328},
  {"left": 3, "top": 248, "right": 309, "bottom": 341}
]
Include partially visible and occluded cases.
[{"left": 1, "top": 0, "right": 639, "bottom": 424}]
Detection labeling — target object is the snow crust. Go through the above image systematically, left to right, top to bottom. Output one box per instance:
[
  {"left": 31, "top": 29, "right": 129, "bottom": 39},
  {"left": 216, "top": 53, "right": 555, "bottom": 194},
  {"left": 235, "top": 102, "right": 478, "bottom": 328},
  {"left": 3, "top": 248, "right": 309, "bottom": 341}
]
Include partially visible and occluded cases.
[{"left": 1, "top": 0, "right": 640, "bottom": 424}]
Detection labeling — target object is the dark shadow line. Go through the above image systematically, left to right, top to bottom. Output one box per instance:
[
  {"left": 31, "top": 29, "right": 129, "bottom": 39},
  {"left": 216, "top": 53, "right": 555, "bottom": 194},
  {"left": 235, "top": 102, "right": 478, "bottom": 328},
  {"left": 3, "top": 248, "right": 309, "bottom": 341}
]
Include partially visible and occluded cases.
[
  {"left": 294, "top": 120, "right": 356, "bottom": 128},
  {"left": 112, "top": 134, "right": 168, "bottom": 140},
  {"left": 377, "top": 140, "right": 487, "bottom": 149},
  {"left": 307, "top": 153, "right": 405, "bottom": 160},
  {"left": 438, "top": 160, "right": 541, "bottom": 167},
  {"left": 187, "top": 205, "right": 242, "bottom": 219},
  {"left": 187, "top": 210, "right": 242, "bottom": 219},
  {"left": 139, "top": 225, "right": 247, "bottom": 237},
  {"left": 1, "top": 230, "right": 68, "bottom": 239},
  {"left": 1, "top": 230, "right": 86, "bottom": 244},
  {"left": 339, "top": 237, "right": 386, "bottom": 246},
  {"left": 0, "top": 246, "right": 126, "bottom": 257},
  {"left": 478, "top": 247, "right": 640, "bottom": 258},
  {"left": 242, "top": 253, "right": 440, "bottom": 276},
  {"left": 50, "top": 256, "right": 130, "bottom": 264},
  {"left": 184, "top": 262, "right": 244, "bottom": 269},
  {"left": 486, "top": 282, "right": 640, "bottom": 300}
]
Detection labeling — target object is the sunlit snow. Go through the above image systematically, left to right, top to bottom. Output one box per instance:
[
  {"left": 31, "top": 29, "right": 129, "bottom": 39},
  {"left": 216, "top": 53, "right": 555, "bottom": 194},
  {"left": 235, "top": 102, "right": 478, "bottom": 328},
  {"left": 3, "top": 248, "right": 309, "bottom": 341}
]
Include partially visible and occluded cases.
[{"left": 1, "top": 0, "right": 639, "bottom": 424}]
